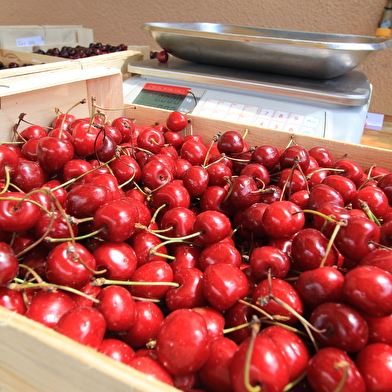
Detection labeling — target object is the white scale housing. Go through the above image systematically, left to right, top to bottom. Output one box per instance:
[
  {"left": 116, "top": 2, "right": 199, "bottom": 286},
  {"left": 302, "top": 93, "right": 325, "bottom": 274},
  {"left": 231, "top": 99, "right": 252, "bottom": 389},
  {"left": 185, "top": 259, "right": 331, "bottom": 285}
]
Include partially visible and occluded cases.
[{"left": 123, "top": 59, "right": 372, "bottom": 144}]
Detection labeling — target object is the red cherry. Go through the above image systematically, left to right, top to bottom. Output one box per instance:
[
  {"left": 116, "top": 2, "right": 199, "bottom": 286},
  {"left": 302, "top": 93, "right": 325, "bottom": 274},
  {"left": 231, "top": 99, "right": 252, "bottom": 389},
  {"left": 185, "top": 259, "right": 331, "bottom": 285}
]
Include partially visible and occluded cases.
[
  {"left": 157, "top": 50, "right": 169, "bottom": 63},
  {"left": 166, "top": 111, "right": 189, "bottom": 132},
  {"left": 111, "top": 117, "right": 135, "bottom": 143},
  {"left": 217, "top": 130, "right": 244, "bottom": 154},
  {"left": 180, "top": 139, "right": 208, "bottom": 166},
  {"left": 251, "top": 144, "right": 280, "bottom": 171},
  {"left": 0, "top": 145, "right": 20, "bottom": 178},
  {"left": 279, "top": 145, "right": 310, "bottom": 172},
  {"left": 308, "top": 146, "right": 334, "bottom": 167},
  {"left": 11, "top": 160, "right": 47, "bottom": 192},
  {"left": 183, "top": 165, "right": 209, "bottom": 198},
  {"left": 322, "top": 174, "right": 357, "bottom": 205},
  {"left": 151, "top": 181, "right": 191, "bottom": 215},
  {"left": 352, "top": 185, "right": 390, "bottom": 219},
  {"left": 261, "top": 200, "right": 305, "bottom": 239},
  {"left": 193, "top": 210, "right": 233, "bottom": 245},
  {"left": 129, "top": 231, "right": 168, "bottom": 267},
  {"left": 93, "top": 241, "right": 137, "bottom": 281},
  {"left": 0, "top": 242, "right": 19, "bottom": 286},
  {"left": 45, "top": 242, "right": 96, "bottom": 289},
  {"left": 249, "top": 245, "right": 290, "bottom": 280},
  {"left": 128, "top": 260, "right": 174, "bottom": 300},
  {"left": 203, "top": 263, "right": 248, "bottom": 312},
  {"left": 343, "top": 265, "right": 392, "bottom": 317},
  {"left": 295, "top": 266, "right": 345, "bottom": 310},
  {"left": 252, "top": 277, "right": 304, "bottom": 325},
  {"left": 94, "top": 285, "right": 136, "bottom": 331},
  {"left": 0, "top": 286, "right": 27, "bottom": 314},
  {"left": 24, "top": 290, "right": 77, "bottom": 328},
  {"left": 122, "top": 300, "right": 164, "bottom": 349},
  {"left": 310, "top": 302, "right": 369, "bottom": 353},
  {"left": 54, "top": 306, "right": 106, "bottom": 349},
  {"left": 192, "top": 306, "right": 225, "bottom": 340},
  {"left": 156, "top": 308, "right": 210, "bottom": 376},
  {"left": 229, "top": 332, "right": 290, "bottom": 392},
  {"left": 198, "top": 336, "right": 238, "bottom": 392},
  {"left": 98, "top": 338, "right": 135, "bottom": 366},
  {"left": 355, "top": 343, "right": 392, "bottom": 392},
  {"left": 307, "top": 347, "right": 366, "bottom": 392},
  {"left": 129, "top": 356, "right": 174, "bottom": 386}
]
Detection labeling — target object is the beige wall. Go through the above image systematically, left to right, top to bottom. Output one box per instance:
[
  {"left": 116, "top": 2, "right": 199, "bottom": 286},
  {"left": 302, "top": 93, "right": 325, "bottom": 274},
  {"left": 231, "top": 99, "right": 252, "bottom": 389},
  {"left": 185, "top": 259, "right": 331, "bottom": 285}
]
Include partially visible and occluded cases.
[{"left": 1, "top": 0, "right": 392, "bottom": 114}]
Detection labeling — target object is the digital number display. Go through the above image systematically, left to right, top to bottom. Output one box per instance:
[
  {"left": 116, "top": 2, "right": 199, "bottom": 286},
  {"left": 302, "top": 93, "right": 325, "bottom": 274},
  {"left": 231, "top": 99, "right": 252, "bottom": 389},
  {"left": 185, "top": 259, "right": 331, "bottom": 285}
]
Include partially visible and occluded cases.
[{"left": 133, "top": 83, "right": 189, "bottom": 111}]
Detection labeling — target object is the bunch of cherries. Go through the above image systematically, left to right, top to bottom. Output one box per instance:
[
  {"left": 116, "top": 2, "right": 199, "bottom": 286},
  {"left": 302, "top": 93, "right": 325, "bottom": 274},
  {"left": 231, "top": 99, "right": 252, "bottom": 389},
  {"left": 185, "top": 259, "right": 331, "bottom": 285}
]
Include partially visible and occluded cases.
[
  {"left": 34, "top": 42, "right": 128, "bottom": 59},
  {"left": 1, "top": 102, "right": 392, "bottom": 392}
]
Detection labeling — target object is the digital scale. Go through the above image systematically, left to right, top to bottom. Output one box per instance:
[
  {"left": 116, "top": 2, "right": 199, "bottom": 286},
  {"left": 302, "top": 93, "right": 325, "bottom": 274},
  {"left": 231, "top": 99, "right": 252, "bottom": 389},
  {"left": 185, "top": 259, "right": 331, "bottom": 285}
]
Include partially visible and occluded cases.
[{"left": 123, "top": 58, "right": 372, "bottom": 144}]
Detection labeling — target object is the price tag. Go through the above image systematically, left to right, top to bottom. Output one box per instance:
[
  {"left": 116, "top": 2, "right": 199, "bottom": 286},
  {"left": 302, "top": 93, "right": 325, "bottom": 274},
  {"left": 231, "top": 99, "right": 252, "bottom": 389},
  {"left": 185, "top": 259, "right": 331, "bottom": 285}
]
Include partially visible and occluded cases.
[{"left": 16, "top": 36, "right": 45, "bottom": 47}]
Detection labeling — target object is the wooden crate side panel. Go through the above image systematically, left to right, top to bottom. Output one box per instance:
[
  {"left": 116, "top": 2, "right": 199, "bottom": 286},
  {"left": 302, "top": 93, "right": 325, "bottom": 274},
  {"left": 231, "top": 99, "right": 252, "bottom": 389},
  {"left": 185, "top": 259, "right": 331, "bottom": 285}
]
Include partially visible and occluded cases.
[
  {"left": 0, "top": 81, "right": 92, "bottom": 141},
  {"left": 125, "top": 105, "right": 392, "bottom": 172},
  {"left": 0, "top": 306, "right": 177, "bottom": 392}
]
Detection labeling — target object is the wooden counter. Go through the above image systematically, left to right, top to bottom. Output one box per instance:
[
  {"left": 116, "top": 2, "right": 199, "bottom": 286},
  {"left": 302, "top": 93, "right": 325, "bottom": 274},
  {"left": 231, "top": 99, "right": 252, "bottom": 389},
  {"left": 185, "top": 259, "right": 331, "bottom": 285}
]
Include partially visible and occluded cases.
[{"left": 362, "top": 114, "right": 392, "bottom": 150}]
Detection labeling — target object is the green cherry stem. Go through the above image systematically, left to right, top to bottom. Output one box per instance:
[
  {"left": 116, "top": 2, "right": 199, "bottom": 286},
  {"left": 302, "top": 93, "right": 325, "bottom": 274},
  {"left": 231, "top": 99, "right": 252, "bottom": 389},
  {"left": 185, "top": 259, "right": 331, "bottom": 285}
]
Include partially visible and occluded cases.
[
  {"left": 90, "top": 277, "right": 180, "bottom": 288},
  {"left": 244, "top": 315, "right": 261, "bottom": 392}
]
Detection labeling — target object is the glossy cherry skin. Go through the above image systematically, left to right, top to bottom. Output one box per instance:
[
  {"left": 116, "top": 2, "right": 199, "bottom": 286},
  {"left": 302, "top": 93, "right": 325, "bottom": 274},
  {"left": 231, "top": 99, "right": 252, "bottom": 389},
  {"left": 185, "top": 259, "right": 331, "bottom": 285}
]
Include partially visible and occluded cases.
[
  {"left": 166, "top": 110, "right": 189, "bottom": 132},
  {"left": 111, "top": 116, "right": 135, "bottom": 143},
  {"left": 217, "top": 130, "right": 244, "bottom": 154},
  {"left": 36, "top": 136, "right": 75, "bottom": 174},
  {"left": 180, "top": 139, "right": 208, "bottom": 166},
  {"left": 251, "top": 144, "right": 280, "bottom": 171},
  {"left": 0, "top": 145, "right": 20, "bottom": 178},
  {"left": 279, "top": 145, "right": 310, "bottom": 172},
  {"left": 308, "top": 146, "right": 334, "bottom": 168},
  {"left": 109, "top": 155, "right": 141, "bottom": 189},
  {"left": 62, "top": 158, "right": 95, "bottom": 186},
  {"left": 333, "top": 158, "right": 364, "bottom": 185},
  {"left": 11, "top": 160, "right": 47, "bottom": 193},
  {"left": 141, "top": 160, "right": 174, "bottom": 191},
  {"left": 207, "top": 161, "right": 232, "bottom": 187},
  {"left": 183, "top": 165, "right": 209, "bottom": 198},
  {"left": 277, "top": 168, "right": 307, "bottom": 198},
  {"left": 322, "top": 174, "right": 357, "bottom": 205},
  {"left": 228, "top": 175, "right": 261, "bottom": 210},
  {"left": 151, "top": 181, "right": 191, "bottom": 215},
  {"left": 65, "top": 183, "right": 113, "bottom": 219},
  {"left": 306, "top": 183, "right": 345, "bottom": 211},
  {"left": 351, "top": 185, "right": 390, "bottom": 219},
  {"left": 0, "top": 191, "right": 41, "bottom": 232},
  {"left": 93, "top": 198, "right": 139, "bottom": 242},
  {"left": 261, "top": 200, "right": 305, "bottom": 239},
  {"left": 240, "top": 202, "right": 269, "bottom": 238},
  {"left": 159, "top": 206, "right": 197, "bottom": 238},
  {"left": 193, "top": 210, "right": 233, "bottom": 245},
  {"left": 334, "top": 216, "right": 380, "bottom": 262},
  {"left": 290, "top": 228, "right": 339, "bottom": 271},
  {"left": 92, "top": 241, "right": 137, "bottom": 281},
  {"left": 199, "top": 241, "right": 242, "bottom": 271},
  {"left": 0, "top": 242, "right": 19, "bottom": 286},
  {"left": 45, "top": 242, "right": 96, "bottom": 289},
  {"left": 169, "top": 243, "right": 201, "bottom": 273},
  {"left": 249, "top": 245, "right": 290, "bottom": 280},
  {"left": 359, "top": 247, "right": 392, "bottom": 274},
  {"left": 128, "top": 260, "right": 174, "bottom": 300},
  {"left": 203, "top": 263, "right": 248, "bottom": 312},
  {"left": 343, "top": 265, "right": 392, "bottom": 317},
  {"left": 295, "top": 266, "right": 345, "bottom": 310},
  {"left": 165, "top": 267, "right": 207, "bottom": 311},
  {"left": 252, "top": 277, "right": 304, "bottom": 325},
  {"left": 94, "top": 285, "right": 136, "bottom": 332},
  {"left": 0, "top": 287, "right": 27, "bottom": 314},
  {"left": 24, "top": 290, "right": 77, "bottom": 329},
  {"left": 122, "top": 300, "right": 164, "bottom": 349},
  {"left": 224, "top": 301, "right": 254, "bottom": 344},
  {"left": 310, "top": 302, "right": 369, "bottom": 353},
  {"left": 54, "top": 306, "right": 106, "bottom": 349},
  {"left": 192, "top": 306, "right": 225, "bottom": 340},
  {"left": 156, "top": 308, "right": 210, "bottom": 376},
  {"left": 361, "top": 313, "right": 392, "bottom": 345},
  {"left": 260, "top": 325, "right": 310, "bottom": 382},
  {"left": 229, "top": 333, "right": 290, "bottom": 392},
  {"left": 198, "top": 336, "right": 238, "bottom": 392},
  {"left": 98, "top": 338, "right": 135, "bottom": 366},
  {"left": 355, "top": 343, "right": 392, "bottom": 392},
  {"left": 307, "top": 347, "right": 366, "bottom": 392},
  {"left": 129, "top": 356, "right": 174, "bottom": 386}
]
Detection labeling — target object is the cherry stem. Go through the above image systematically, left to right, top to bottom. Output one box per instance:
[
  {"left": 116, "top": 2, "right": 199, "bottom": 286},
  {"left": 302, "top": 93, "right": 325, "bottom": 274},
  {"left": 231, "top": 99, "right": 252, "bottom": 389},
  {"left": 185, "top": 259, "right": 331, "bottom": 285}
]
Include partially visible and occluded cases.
[
  {"left": 58, "top": 98, "right": 87, "bottom": 138},
  {"left": 202, "top": 132, "right": 221, "bottom": 167},
  {"left": 0, "top": 165, "right": 11, "bottom": 194},
  {"left": 0, "top": 194, "right": 52, "bottom": 216},
  {"left": 358, "top": 199, "right": 381, "bottom": 226},
  {"left": 319, "top": 222, "right": 342, "bottom": 268},
  {"left": 135, "top": 223, "right": 203, "bottom": 243},
  {"left": 45, "top": 227, "right": 105, "bottom": 243},
  {"left": 65, "top": 242, "right": 107, "bottom": 275},
  {"left": 19, "top": 264, "right": 45, "bottom": 284},
  {"left": 90, "top": 277, "right": 180, "bottom": 288},
  {"left": 9, "top": 278, "right": 100, "bottom": 304},
  {"left": 258, "top": 294, "right": 322, "bottom": 351},
  {"left": 237, "top": 298, "right": 279, "bottom": 321},
  {"left": 244, "top": 315, "right": 262, "bottom": 392},
  {"left": 223, "top": 322, "right": 251, "bottom": 335},
  {"left": 332, "top": 361, "right": 350, "bottom": 392},
  {"left": 283, "top": 371, "right": 307, "bottom": 392}
]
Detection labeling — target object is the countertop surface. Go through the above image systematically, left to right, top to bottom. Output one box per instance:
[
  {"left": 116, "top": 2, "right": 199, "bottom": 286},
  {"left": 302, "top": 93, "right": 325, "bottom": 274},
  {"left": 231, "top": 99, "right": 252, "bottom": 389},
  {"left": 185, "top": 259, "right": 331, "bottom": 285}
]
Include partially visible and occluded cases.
[{"left": 362, "top": 114, "right": 392, "bottom": 150}]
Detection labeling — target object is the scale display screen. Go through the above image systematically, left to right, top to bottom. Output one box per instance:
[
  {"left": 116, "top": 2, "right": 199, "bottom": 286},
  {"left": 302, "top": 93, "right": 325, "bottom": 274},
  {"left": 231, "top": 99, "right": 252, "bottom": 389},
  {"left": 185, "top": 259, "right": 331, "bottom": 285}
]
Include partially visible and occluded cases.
[{"left": 133, "top": 83, "right": 190, "bottom": 111}]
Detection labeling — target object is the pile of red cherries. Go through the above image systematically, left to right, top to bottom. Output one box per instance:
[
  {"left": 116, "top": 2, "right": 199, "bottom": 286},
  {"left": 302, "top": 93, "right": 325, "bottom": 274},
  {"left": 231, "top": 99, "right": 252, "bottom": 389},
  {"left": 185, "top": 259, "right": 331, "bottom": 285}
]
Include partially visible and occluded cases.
[{"left": 1, "top": 105, "right": 392, "bottom": 392}]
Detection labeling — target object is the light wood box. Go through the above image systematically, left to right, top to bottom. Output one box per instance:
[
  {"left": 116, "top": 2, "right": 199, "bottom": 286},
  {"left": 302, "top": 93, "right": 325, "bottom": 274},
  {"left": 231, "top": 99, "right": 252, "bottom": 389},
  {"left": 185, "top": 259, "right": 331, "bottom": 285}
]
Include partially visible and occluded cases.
[
  {"left": 0, "top": 47, "right": 147, "bottom": 80},
  {"left": 0, "top": 67, "right": 392, "bottom": 392}
]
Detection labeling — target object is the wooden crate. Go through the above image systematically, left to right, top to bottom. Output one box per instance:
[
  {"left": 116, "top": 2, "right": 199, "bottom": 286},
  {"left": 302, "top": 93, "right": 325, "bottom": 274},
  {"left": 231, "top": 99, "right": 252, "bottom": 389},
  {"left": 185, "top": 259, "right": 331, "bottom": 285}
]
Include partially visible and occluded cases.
[
  {"left": 0, "top": 25, "right": 94, "bottom": 53},
  {"left": 0, "top": 47, "right": 147, "bottom": 80},
  {"left": 0, "top": 67, "right": 125, "bottom": 141},
  {"left": 0, "top": 69, "right": 392, "bottom": 392},
  {"left": 126, "top": 105, "right": 392, "bottom": 173}
]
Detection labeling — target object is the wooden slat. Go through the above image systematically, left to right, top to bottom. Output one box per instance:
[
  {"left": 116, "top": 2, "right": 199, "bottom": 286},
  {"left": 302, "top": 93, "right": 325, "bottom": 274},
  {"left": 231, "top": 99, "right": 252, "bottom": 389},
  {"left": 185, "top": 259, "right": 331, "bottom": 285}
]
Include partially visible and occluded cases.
[
  {"left": 126, "top": 105, "right": 392, "bottom": 172},
  {"left": 0, "top": 306, "right": 177, "bottom": 392}
]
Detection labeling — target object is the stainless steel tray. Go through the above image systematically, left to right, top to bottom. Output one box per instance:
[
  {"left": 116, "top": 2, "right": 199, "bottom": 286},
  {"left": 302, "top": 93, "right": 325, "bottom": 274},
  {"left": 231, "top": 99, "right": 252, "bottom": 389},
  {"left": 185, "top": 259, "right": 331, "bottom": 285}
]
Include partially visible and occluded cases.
[{"left": 143, "top": 22, "right": 392, "bottom": 79}]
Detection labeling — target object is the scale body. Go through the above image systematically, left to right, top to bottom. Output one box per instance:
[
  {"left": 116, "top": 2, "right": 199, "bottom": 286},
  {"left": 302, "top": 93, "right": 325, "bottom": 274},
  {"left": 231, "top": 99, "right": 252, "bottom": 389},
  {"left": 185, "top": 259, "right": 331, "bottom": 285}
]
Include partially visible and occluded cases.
[{"left": 123, "top": 59, "right": 372, "bottom": 144}]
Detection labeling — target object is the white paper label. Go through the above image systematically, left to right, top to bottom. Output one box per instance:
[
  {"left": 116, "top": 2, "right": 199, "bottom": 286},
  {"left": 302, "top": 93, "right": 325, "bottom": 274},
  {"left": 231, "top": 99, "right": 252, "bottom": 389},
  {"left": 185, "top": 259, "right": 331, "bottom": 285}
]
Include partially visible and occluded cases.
[{"left": 16, "top": 36, "right": 45, "bottom": 47}]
